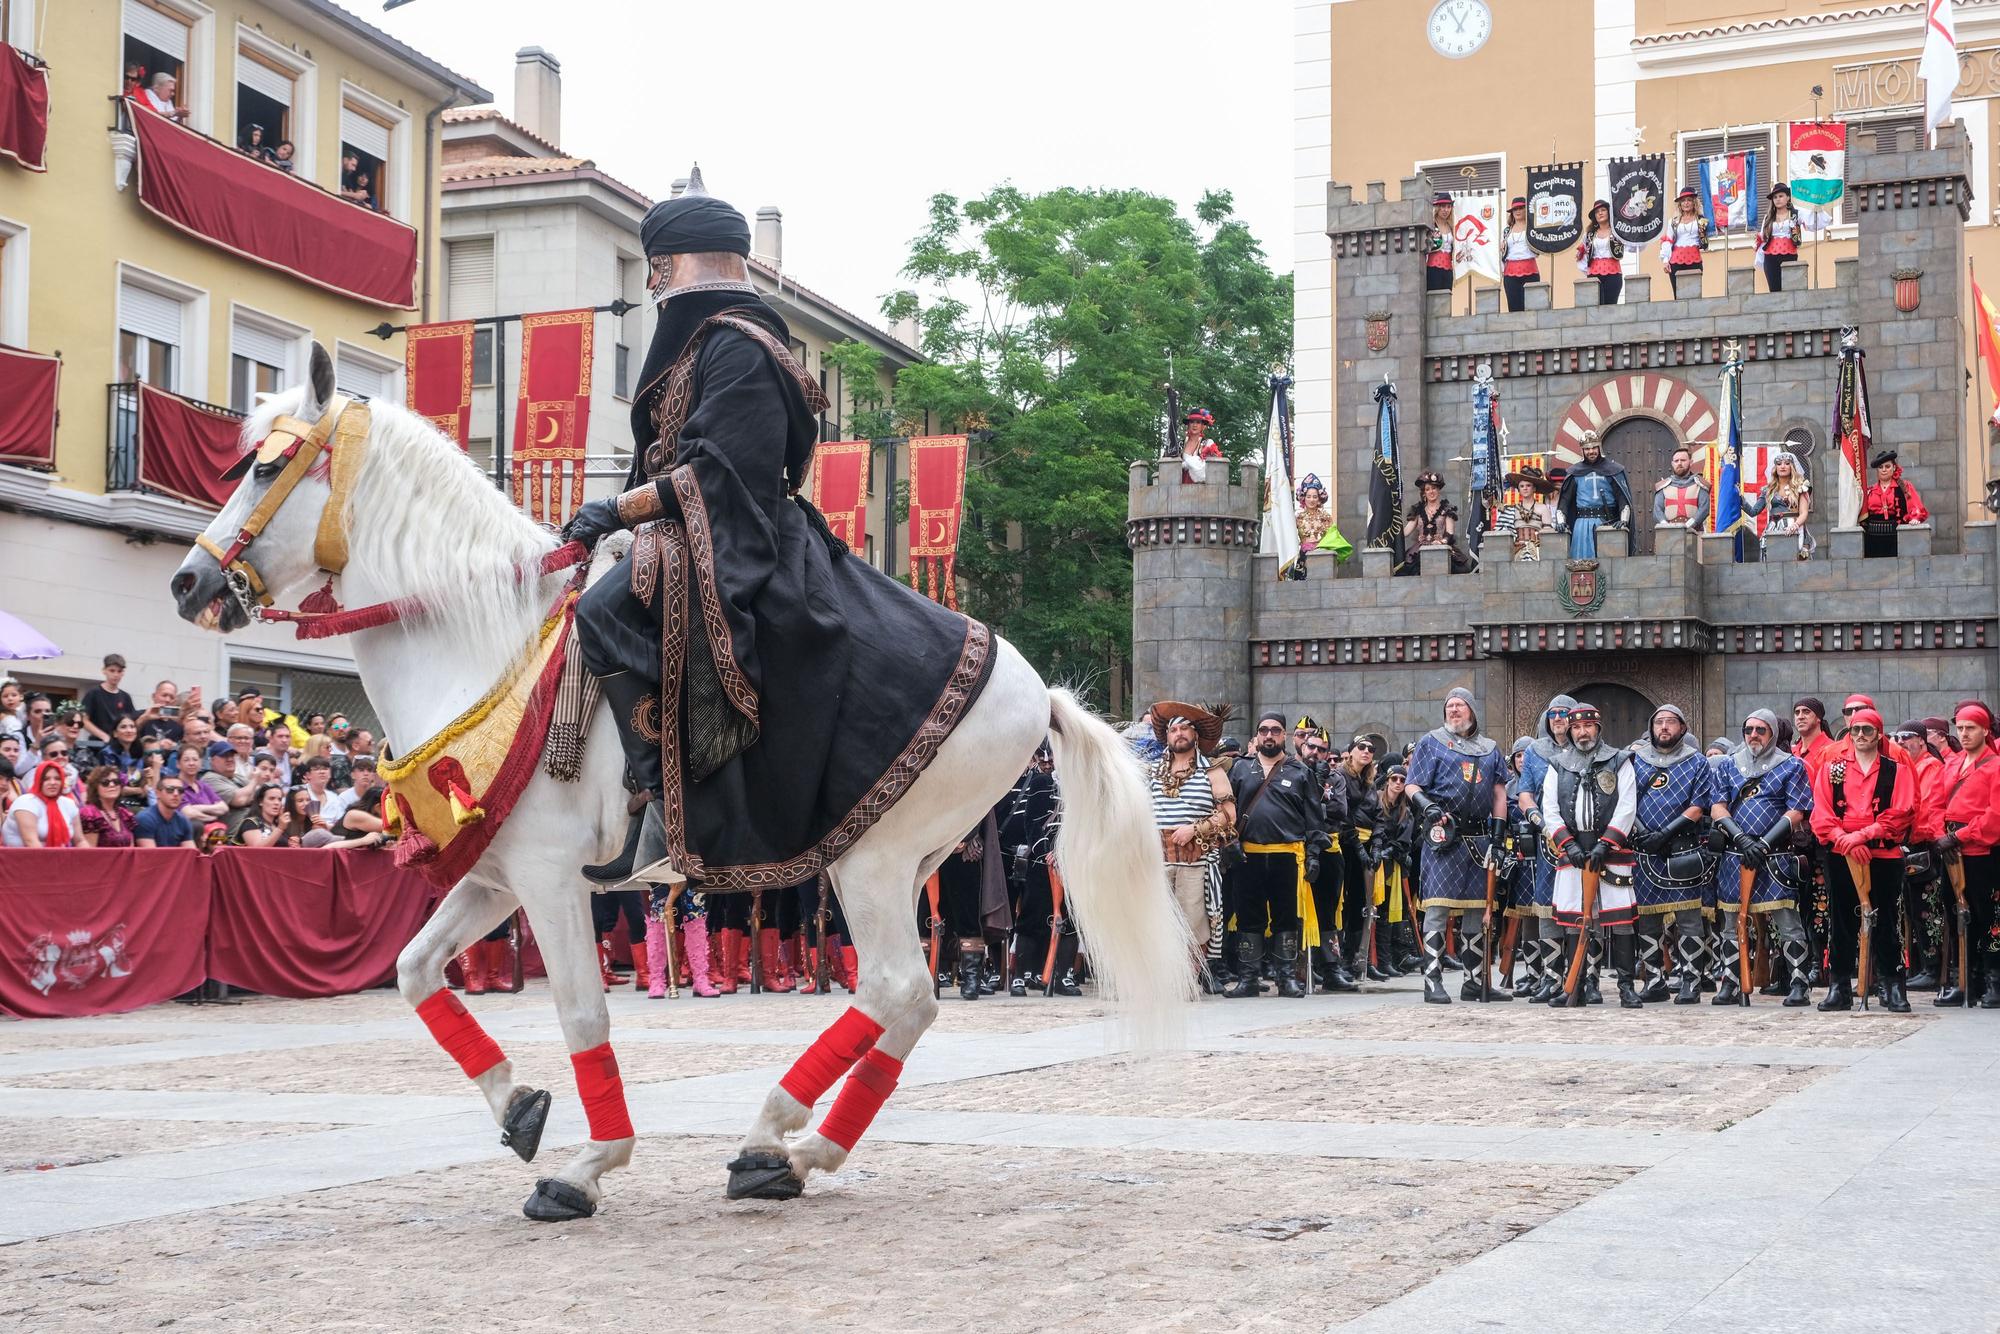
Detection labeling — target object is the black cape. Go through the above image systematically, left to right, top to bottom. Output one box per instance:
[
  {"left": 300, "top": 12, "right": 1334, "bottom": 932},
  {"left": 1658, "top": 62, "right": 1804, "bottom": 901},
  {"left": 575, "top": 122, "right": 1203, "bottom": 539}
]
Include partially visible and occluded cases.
[
  {"left": 608, "top": 294, "right": 994, "bottom": 891},
  {"left": 1554, "top": 456, "right": 1636, "bottom": 555}
]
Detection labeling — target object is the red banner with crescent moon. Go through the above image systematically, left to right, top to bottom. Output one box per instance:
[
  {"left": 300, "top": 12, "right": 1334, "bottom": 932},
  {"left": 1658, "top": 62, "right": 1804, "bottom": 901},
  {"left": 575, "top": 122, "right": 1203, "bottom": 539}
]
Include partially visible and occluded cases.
[
  {"left": 511, "top": 309, "right": 594, "bottom": 526},
  {"left": 403, "top": 321, "right": 474, "bottom": 448},
  {"left": 907, "top": 434, "right": 968, "bottom": 609},
  {"left": 809, "top": 441, "right": 869, "bottom": 552}
]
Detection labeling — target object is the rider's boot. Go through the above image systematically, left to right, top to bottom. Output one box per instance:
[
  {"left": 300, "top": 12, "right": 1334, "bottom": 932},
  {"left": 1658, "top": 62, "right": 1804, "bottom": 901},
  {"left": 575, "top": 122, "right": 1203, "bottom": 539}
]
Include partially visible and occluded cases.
[{"left": 582, "top": 672, "right": 673, "bottom": 887}]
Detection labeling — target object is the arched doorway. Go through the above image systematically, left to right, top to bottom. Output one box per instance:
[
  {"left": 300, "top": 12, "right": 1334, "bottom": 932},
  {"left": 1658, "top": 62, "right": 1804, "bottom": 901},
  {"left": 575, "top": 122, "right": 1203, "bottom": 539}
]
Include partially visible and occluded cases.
[
  {"left": 1601, "top": 415, "right": 1681, "bottom": 555},
  {"left": 1572, "top": 682, "right": 1655, "bottom": 749}
]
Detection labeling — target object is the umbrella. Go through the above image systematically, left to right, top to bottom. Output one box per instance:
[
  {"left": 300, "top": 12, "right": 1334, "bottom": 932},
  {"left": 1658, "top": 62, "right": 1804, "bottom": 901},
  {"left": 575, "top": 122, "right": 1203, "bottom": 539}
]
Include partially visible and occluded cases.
[{"left": 0, "top": 610, "right": 60, "bottom": 660}]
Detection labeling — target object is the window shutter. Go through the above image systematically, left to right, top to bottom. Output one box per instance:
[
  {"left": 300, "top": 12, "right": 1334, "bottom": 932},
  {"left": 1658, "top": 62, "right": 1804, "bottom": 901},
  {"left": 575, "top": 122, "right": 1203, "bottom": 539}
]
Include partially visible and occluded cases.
[
  {"left": 123, "top": 0, "right": 188, "bottom": 60},
  {"left": 238, "top": 56, "right": 293, "bottom": 107},
  {"left": 340, "top": 104, "right": 390, "bottom": 160},
  {"left": 1848, "top": 114, "right": 1925, "bottom": 154},
  {"left": 1680, "top": 129, "right": 1776, "bottom": 190},
  {"left": 1423, "top": 155, "right": 1504, "bottom": 193},
  {"left": 446, "top": 238, "right": 494, "bottom": 320},
  {"left": 120, "top": 281, "right": 183, "bottom": 346},
  {"left": 232, "top": 318, "right": 291, "bottom": 371},
  {"left": 335, "top": 352, "right": 394, "bottom": 401}
]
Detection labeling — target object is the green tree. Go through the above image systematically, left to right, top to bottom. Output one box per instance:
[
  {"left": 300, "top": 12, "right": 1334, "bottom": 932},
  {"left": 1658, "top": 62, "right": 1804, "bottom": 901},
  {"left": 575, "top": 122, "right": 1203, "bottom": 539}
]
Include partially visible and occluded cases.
[
  {"left": 886, "top": 185, "right": 1290, "bottom": 708},
  {"left": 820, "top": 340, "right": 894, "bottom": 441}
]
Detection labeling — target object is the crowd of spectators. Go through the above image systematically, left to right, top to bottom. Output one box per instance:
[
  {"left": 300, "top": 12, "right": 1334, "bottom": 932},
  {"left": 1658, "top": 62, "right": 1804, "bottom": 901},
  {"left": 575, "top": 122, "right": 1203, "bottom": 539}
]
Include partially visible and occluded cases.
[{"left": 0, "top": 654, "right": 389, "bottom": 853}]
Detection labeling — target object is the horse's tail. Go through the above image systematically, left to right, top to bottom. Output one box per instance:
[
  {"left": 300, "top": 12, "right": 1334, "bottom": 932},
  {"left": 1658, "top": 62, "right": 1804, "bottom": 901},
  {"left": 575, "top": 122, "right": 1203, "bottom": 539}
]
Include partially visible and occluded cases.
[{"left": 1045, "top": 688, "right": 1195, "bottom": 1048}]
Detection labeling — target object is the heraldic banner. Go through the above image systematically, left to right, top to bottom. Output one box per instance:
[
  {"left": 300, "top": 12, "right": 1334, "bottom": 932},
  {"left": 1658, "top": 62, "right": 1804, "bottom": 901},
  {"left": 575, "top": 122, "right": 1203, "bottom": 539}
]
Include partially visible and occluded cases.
[
  {"left": 1788, "top": 121, "right": 1847, "bottom": 208},
  {"left": 1608, "top": 153, "right": 1668, "bottom": 246},
  {"left": 1525, "top": 162, "right": 1584, "bottom": 254},
  {"left": 511, "top": 309, "right": 594, "bottom": 526},
  {"left": 404, "top": 320, "right": 475, "bottom": 448},
  {"left": 907, "top": 434, "right": 968, "bottom": 608},
  {"left": 809, "top": 440, "right": 870, "bottom": 551}
]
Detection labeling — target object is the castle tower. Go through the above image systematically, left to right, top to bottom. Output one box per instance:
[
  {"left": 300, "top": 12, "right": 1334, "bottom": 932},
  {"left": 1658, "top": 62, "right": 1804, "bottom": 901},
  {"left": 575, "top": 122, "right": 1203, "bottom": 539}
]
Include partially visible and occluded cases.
[{"left": 1126, "top": 459, "right": 1261, "bottom": 726}]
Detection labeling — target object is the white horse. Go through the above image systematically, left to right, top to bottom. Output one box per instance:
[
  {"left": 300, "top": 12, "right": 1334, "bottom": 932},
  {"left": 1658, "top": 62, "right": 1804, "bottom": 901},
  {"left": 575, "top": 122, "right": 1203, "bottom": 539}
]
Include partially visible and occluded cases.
[{"left": 170, "top": 344, "right": 1192, "bottom": 1220}]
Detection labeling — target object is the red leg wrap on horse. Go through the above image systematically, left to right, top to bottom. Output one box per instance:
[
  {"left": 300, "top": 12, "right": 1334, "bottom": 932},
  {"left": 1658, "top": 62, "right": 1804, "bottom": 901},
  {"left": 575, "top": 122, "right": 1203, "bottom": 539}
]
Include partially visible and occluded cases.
[
  {"left": 416, "top": 988, "right": 505, "bottom": 1080},
  {"left": 778, "top": 1006, "right": 884, "bottom": 1107},
  {"left": 571, "top": 1041, "right": 634, "bottom": 1142},
  {"left": 819, "top": 1047, "right": 903, "bottom": 1152}
]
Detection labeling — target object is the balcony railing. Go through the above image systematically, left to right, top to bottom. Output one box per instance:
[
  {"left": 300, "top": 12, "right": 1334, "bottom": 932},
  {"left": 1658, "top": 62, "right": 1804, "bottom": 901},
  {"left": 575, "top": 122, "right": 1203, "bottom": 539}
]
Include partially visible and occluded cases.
[{"left": 107, "top": 380, "right": 244, "bottom": 505}]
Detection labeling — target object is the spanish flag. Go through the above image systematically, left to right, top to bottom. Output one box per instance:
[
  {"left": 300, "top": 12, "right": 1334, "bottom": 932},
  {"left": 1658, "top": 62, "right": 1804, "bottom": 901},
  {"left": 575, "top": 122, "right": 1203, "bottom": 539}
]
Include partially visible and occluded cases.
[{"left": 1973, "top": 276, "right": 2000, "bottom": 429}]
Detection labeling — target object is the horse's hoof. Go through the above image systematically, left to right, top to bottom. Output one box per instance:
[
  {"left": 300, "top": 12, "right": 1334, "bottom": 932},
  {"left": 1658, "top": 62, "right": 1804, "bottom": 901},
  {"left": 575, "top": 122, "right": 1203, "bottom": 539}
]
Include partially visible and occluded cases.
[
  {"left": 500, "top": 1087, "right": 551, "bottom": 1163},
  {"left": 726, "top": 1151, "right": 803, "bottom": 1201},
  {"left": 522, "top": 1177, "right": 597, "bottom": 1221}
]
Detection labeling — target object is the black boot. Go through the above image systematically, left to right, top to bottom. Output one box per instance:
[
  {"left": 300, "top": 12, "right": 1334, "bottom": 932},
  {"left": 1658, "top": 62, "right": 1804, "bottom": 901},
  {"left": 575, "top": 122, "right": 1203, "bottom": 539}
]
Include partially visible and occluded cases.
[
  {"left": 582, "top": 672, "right": 669, "bottom": 886},
  {"left": 1372, "top": 920, "right": 1402, "bottom": 978},
  {"left": 1393, "top": 920, "right": 1422, "bottom": 973},
  {"left": 1421, "top": 929, "right": 1450, "bottom": 1004},
  {"left": 1273, "top": 931, "right": 1306, "bottom": 999},
  {"left": 1636, "top": 932, "right": 1671, "bottom": 1003},
  {"left": 1049, "top": 933, "right": 1082, "bottom": 996},
  {"left": 1224, "top": 933, "right": 1262, "bottom": 999},
  {"left": 1713, "top": 933, "right": 1744, "bottom": 1005},
  {"left": 1612, "top": 934, "right": 1642, "bottom": 1008},
  {"left": 1533, "top": 935, "right": 1570, "bottom": 1004},
  {"left": 1674, "top": 935, "right": 1704, "bottom": 1005},
  {"left": 1582, "top": 936, "right": 1604, "bottom": 1005},
  {"left": 1321, "top": 938, "right": 1358, "bottom": 992},
  {"left": 1782, "top": 939, "right": 1811, "bottom": 1007},
  {"left": 957, "top": 942, "right": 982, "bottom": 1001},
  {"left": 1906, "top": 945, "right": 1940, "bottom": 991},
  {"left": 1982, "top": 953, "right": 2000, "bottom": 1010},
  {"left": 1882, "top": 967, "right": 1912, "bottom": 1013},
  {"left": 1817, "top": 975, "right": 1855, "bottom": 1011}
]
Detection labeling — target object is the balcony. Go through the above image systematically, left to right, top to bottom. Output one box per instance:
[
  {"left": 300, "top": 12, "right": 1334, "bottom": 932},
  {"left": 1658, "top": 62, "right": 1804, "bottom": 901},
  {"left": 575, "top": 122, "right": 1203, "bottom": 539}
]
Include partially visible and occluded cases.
[
  {"left": 113, "top": 99, "right": 418, "bottom": 308},
  {"left": 107, "top": 380, "right": 243, "bottom": 510}
]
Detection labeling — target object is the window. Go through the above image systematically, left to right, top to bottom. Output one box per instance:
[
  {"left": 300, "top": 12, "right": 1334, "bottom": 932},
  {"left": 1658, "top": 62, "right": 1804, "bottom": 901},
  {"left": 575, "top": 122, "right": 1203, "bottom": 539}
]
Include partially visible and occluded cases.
[
  {"left": 122, "top": 1, "right": 189, "bottom": 109},
  {"left": 235, "top": 49, "right": 292, "bottom": 153},
  {"left": 340, "top": 100, "right": 392, "bottom": 214},
  {"left": 1678, "top": 126, "right": 1777, "bottom": 194},
  {"left": 1416, "top": 153, "right": 1504, "bottom": 194},
  {"left": 0, "top": 219, "right": 23, "bottom": 348},
  {"left": 446, "top": 237, "right": 495, "bottom": 383},
  {"left": 614, "top": 254, "right": 641, "bottom": 400},
  {"left": 118, "top": 279, "right": 185, "bottom": 390},
  {"left": 228, "top": 309, "right": 301, "bottom": 413},
  {"left": 334, "top": 342, "right": 400, "bottom": 402}
]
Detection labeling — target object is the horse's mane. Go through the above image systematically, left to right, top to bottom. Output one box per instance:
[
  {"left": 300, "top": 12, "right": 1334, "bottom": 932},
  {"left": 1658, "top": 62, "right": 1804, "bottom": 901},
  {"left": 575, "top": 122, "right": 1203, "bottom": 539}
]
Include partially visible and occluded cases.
[{"left": 244, "top": 389, "right": 560, "bottom": 681}]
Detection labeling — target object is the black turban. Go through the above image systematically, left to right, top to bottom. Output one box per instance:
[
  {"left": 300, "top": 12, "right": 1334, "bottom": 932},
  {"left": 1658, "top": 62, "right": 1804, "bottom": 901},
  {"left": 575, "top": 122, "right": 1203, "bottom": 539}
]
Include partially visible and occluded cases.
[{"left": 640, "top": 194, "right": 751, "bottom": 258}]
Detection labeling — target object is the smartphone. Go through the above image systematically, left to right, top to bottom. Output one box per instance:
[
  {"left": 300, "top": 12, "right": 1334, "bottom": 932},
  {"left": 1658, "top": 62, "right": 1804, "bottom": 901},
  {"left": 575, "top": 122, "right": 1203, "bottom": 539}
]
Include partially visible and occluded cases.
[{"left": 160, "top": 705, "right": 180, "bottom": 718}]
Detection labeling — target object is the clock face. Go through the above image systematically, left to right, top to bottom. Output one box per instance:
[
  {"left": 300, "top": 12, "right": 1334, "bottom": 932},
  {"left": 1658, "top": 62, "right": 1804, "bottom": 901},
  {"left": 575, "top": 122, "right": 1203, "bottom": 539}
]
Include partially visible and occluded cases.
[{"left": 1428, "top": 0, "right": 1492, "bottom": 59}]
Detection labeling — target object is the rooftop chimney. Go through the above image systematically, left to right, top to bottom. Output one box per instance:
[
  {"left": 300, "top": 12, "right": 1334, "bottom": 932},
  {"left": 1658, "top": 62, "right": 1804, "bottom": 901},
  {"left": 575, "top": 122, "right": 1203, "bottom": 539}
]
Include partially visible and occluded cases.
[
  {"left": 513, "top": 47, "right": 561, "bottom": 149},
  {"left": 669, "top": 177, "right": 690, "bottom": 198},
  {"left": 754, "top": 206, "right": 783, "bottom": 266},
  {"left": 891, "top": 291, "right": 921, "bottom": 349}
]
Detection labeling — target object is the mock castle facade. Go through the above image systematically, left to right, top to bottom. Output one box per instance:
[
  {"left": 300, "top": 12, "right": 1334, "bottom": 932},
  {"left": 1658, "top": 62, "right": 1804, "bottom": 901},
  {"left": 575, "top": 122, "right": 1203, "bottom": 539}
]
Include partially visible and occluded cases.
[{"left": 1130, "top": 124, "right": 2000, "bottom": 748}]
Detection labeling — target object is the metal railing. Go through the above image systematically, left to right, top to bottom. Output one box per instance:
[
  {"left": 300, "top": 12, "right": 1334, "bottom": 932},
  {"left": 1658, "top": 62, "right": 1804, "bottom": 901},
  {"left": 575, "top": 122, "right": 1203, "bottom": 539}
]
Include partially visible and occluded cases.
[{"left": 106, "top": 381, "right": 243, "bottom": 494}]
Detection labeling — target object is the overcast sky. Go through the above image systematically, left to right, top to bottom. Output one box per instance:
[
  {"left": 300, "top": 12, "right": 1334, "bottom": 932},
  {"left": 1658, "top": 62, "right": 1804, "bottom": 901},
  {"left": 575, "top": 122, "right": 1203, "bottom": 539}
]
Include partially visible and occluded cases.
[{"left": 367, "top": 0, "right": 1292, "bottom": 324}]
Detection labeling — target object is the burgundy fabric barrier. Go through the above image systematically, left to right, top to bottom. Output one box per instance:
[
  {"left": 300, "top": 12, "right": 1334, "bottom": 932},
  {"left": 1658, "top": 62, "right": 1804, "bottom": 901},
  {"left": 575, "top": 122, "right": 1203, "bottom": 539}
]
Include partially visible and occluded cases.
[
  {"left": 0, "top": 44, "right": 48, "bottom": 172},
  {"left": 130, "top": 107, "right": 418, "bottom": 308},
  {"left": 0, "top": 345, "right": 60, "bottom": 466},
  {"left": 138, "top": 383, "right": 242, "bottom": 509},
  {"left": 205, "top": 848, "right": 439, "bottom": 999},
  {"left": 0, "top": 850, "right": 210, "bottom": 1019}
]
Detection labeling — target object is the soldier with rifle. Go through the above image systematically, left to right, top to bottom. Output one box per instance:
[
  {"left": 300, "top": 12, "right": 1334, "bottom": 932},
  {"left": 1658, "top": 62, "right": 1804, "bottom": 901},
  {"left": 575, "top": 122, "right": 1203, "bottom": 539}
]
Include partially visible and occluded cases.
[
  {"left": 1405, "top": 689, "right": 1510, "bottom": 1004},
  {"left": 1515, "top": 696, "right": 1575, "bottom": 1002},
  {"left": 1540, "top": 703, "right": 1641, "bottom": 1008},
  {"left": 1630, "top": 704, "right": 1716, "bottom": 1005},
  {"left": 1935, "top": 704, "right": 2000, "bottom": 1008},
  {"left": 1809, "top": 707, "right": 1916, "bottom": 1012},
  {"left": 1709, "top": 710, "right": 1814, "bottom": 1007},
  {"left": 1336, "top": 735, "right": 1391, "bottom": 980}
]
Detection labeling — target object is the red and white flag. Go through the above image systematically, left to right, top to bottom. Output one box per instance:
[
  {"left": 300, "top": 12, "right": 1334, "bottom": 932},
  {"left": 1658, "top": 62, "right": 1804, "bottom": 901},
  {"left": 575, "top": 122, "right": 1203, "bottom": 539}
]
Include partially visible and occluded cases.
[{"left": 1922, "top": 0, "right": 1959, "bottom": 138}]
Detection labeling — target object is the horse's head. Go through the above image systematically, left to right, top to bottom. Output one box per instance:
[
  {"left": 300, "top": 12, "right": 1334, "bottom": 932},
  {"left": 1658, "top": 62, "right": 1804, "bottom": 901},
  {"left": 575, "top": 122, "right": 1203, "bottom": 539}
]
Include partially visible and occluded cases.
[{"left": 172, "top": 342, "right": 358, "bottom": 633}]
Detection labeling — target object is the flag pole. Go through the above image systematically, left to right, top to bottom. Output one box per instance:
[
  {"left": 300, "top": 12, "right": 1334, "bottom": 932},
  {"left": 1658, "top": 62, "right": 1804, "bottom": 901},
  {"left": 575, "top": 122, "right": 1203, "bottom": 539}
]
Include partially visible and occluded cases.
[
  {"left": 1809, "top": 87, "right": 1823, "bottom": 290},
  {"left": 1974, "top": 256, "right": 1987, "bottom": 491}
]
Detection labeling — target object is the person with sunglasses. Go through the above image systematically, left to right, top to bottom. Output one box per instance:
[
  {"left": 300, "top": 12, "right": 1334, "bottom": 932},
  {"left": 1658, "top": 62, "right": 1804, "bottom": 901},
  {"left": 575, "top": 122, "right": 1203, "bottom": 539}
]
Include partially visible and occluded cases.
[
  {"left": 1934, "top": 704, "right": 2000, "bottom": 1007},
  {"left": 1809, "top": 707, "right": 1917, "bottom": 1012},
  {"left": 1710, "top": 709, "right": 1815, "bottom": 1006},
  {"left": 1224, "top": 711, "right": 1325, "bottom": 998},
  {"left": 1296, "top": 727, "right": 1355, "bottom": 992},
  {"left": 1336, "top": 734, "right": 1393, "bottom": 981},
  {"left": 78, "top": 767, "right": 137, "bottom": 848},
  {"left": 133, "top": 776, "right": 196, "bottom": 849}
]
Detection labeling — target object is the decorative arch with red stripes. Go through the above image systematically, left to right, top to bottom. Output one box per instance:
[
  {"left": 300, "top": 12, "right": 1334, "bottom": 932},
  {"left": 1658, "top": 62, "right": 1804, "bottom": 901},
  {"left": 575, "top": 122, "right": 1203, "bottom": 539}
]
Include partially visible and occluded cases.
[{"left": 1551, "top": 373, "right": 1719, "bottom": 463}]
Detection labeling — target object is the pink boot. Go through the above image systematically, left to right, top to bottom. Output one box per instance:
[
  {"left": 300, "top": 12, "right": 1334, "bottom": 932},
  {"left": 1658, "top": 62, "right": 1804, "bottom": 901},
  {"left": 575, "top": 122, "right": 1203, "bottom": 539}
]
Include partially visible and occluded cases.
[
  {"left": 645, "top": 914, "right": 668, "bottom": 1000},
  {"left": 683, "top": 915, "right": 721, "bottom": 997}
]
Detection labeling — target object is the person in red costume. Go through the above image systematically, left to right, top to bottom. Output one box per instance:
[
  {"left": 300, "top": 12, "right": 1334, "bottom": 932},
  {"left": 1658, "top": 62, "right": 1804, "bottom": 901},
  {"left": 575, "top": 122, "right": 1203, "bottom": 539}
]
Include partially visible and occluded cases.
[
  {"left": 1858, "top": 450, "right": 1929, "bottom": 558},
  {"left": 1791, "top": 697, "right": 1834, "bottom": 776},
  {"left": 1935, "top": 703, "right": 2000, "bottom": 1007},
  {"left": 1810, "top": 708, "right": 1917, "bottom": 1011},
  {"left": 1892, "top": 719, "right": 1949, "bottom": 992}
]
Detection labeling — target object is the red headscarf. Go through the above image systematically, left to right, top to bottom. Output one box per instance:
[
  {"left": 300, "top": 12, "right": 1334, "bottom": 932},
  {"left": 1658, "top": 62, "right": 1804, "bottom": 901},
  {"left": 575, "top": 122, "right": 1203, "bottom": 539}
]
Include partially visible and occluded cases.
[{"left": 27, "top": 760, "right": 71, "bottom": 847}]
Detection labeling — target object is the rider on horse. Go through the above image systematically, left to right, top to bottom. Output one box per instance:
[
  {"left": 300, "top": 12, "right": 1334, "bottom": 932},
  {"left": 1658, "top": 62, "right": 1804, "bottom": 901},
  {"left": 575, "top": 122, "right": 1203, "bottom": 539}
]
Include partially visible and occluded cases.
[{"left": 562, "top": 170, "right": 994, "bottom": 895}]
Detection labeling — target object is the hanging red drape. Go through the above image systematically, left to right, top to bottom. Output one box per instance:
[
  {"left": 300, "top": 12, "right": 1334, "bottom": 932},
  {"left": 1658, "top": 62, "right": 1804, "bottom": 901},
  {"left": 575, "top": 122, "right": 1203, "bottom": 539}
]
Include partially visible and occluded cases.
[
  {"left": 0, "top": 43, "right": 48, "bottom": 172},
  {"left": 510, "top": 309, "right": 594, "bottom": 526},
  {"left": 404, "top": 321, "right": 475, "bottom": 447},
  {"left": 0, "top": 345, "right": 61, "bottom": 466},
  {"left": 137, "top": 383, "right": 243, "bottom": 509},
  {"left": 907, "top": 434, "right": 968, "bottom": 608},
  {"left": 809, "top": 440, "right": 870, "bottom": 551}
]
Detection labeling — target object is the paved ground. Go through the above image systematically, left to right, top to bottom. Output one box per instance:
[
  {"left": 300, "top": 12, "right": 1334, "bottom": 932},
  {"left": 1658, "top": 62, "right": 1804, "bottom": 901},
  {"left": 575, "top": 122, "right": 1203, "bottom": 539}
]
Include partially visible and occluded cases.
[{"left": 2, "top": 975, "right": 1995, "bottom": 1332}]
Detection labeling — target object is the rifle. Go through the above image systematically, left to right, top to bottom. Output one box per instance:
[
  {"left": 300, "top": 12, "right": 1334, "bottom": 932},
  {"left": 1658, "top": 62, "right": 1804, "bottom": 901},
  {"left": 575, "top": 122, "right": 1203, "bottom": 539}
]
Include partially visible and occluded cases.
[
  {"left": 1480, "top": 841, "right": 1498, "bottom": 1001},
  {"left": 1947, "top": 852, "right": 1971, "bottom": 1001},
  {"left": 1849, "top": 853, "right": 1874, "bottom": 1010},
  {"left": 1043, "top": 863, "right": 1067, "bottom": 999},
  {"left": 1736, "top": 863, "right": 1755, "bottom": 1005},
  {"left": 1563, "top": 867, "right": 1600, "bottom": 1003},
  {"left": 925, "top": 871, "right": 944, "bottom": 999},
  {"left": 813, "top": 875, "right": 832, "bottom": 997},
  {"left": 748, "top": 889, "right": 764, "bottom": 994},
  {"left": 1498, "top": 916, "right": 1521, "bottom": 986}
]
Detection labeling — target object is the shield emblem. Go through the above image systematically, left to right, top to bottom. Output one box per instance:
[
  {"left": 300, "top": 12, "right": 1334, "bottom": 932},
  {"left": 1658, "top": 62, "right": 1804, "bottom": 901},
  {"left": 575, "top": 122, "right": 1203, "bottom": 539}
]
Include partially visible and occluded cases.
[
  {"left": 1365, "top": 311, "right": 1391, "bottom": 353},
  {"left": 1558, "top": 558, "right": 1607, "bottom": 618},
  {"left": 1460, "top": 760, "right": 1476, "bottom": 783},
  {"left": 1596, "top": 769, "right": 1618, "bottom": 794},
  {"left": 1649, "top": 771, "right": 1668, "bottom": 790}
]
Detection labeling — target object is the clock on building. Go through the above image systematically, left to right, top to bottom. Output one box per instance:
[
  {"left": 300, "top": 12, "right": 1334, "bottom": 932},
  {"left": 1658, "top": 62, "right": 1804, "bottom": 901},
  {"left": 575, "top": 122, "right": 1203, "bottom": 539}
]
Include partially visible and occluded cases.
[{"left": 1427, "top": 0, "right": 1492, "bottom": 59}]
